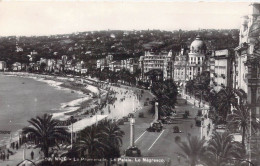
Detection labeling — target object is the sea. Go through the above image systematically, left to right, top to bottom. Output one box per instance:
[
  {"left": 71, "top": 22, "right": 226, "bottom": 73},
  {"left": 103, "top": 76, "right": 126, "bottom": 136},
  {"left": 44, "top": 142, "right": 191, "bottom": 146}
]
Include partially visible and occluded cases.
[{"left": 0, "top": 74, "right": 83, "bottom": 146}]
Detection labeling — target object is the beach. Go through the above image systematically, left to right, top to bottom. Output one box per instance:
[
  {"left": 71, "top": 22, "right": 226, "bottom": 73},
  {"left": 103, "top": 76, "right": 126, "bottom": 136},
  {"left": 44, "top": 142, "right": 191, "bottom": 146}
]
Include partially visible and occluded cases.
[{"left": 0, "top": 72, "right": 143, "bottom": 148}]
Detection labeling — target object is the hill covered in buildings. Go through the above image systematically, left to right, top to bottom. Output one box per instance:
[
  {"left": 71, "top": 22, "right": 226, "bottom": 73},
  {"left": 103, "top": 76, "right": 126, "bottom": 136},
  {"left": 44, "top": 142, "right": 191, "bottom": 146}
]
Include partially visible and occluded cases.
[{"left": 0, "top": 29, "right": 239, "bottom": 68}]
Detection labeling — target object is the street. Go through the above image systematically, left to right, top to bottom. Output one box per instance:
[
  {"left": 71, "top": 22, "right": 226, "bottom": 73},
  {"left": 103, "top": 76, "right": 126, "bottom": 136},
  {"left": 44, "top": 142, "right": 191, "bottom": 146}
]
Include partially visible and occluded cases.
[{"left": 119, "top": 92, "right": 204, "bottom": 166}]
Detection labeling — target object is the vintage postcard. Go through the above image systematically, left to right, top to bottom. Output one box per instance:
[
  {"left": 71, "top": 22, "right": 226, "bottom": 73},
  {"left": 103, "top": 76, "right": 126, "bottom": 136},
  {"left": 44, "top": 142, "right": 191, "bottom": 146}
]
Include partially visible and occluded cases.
[{"left": 0, "top": 1, "right": 259, "bottom": 166}]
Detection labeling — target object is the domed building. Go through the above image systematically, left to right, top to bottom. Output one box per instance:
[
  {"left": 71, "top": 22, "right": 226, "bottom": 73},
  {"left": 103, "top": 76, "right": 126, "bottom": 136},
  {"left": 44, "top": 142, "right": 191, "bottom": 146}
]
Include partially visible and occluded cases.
[
  {"left": 173, "top": 35, "right": 209, "bottom": 93},
  {"left": 187, "top": 35, "right": 208, "bottom": 80},
  {"left": 190, "top": 35, "right": 207, "bottom": 54}
]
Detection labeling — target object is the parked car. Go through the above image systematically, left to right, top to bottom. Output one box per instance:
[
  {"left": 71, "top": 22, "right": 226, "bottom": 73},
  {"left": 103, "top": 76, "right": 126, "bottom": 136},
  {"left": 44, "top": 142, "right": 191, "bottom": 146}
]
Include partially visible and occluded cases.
[
  {"left": 138, "top": 112, "right": 144, "bottom": 118},
  {"left": 117, "top": 119, "right": 124, "bottom": 125},
  {"left": 147, "top": 121, "right": 163, "bottom": 132},
  {"left": 173, "top": 126, "right": 181, "bottom": 133}
]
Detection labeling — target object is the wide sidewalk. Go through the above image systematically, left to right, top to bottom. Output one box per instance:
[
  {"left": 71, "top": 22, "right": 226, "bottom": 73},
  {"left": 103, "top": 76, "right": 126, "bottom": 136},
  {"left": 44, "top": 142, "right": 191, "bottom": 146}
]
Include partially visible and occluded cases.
[{"left": 182, "top": 93, "right": 213, "bottom": 141}]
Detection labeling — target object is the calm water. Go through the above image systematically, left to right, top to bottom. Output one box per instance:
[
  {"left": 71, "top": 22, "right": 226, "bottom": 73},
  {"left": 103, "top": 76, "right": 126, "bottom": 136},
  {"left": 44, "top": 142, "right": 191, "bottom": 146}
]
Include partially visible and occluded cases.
[{"left": 0, "top": 74, "right": 81, "bottom": 145}]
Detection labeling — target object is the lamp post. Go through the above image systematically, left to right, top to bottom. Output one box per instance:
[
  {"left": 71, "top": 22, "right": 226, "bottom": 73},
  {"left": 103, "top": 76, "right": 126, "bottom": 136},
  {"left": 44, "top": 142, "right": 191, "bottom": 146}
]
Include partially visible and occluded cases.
[
  {"left": 70, "top": 116, "right": 74, "bottom": 149},
  {"left": 23, "top": 143, "right": 27, "bottom": 160}
]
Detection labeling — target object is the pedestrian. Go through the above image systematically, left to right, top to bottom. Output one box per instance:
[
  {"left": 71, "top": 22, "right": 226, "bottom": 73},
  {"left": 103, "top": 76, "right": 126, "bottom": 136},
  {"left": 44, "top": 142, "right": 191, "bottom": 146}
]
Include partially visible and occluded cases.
[
  {"left": 190, "top": 124, "right": 193, "bottom": 128},
  {"left": 16, "top": 143, "right": 18, "bottom": 150},
  {"left": 31, "top": 150, "right": 34, "bottom": 160},
  {"left": 0, "top": 151, "right": 2, "bottom": 160},
  {"left": 3, "top": 152, "right": 5, "bottom": 161},
  {"left": 6, "top": 153, "right": 9, "bottom": 160},
  {"left": 177, "top": 155, "right": 181, "bottom": 163}
]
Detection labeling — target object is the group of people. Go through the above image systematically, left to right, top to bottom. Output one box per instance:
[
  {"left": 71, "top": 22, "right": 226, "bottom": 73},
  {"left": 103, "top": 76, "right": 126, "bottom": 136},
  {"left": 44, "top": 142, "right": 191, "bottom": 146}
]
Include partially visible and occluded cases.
[{"left": 0, "top": 151, "right": 9, "bottom": 161}]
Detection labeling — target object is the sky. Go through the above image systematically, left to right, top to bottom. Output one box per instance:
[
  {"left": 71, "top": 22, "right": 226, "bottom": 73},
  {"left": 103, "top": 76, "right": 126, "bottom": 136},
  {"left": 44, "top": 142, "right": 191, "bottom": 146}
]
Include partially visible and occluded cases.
[{"left": 0, "top": 1, "right": 252, "bottom": 36}]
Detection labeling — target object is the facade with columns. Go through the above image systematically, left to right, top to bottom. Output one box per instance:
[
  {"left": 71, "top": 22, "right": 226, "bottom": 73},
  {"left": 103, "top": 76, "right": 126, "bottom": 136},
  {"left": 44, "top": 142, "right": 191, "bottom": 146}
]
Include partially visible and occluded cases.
[
  {"left": 234, "top": 3, "right": 260, "bottom": 149},
  {"left": 173, "top": 35, "right": 210, "bottom": 93}
]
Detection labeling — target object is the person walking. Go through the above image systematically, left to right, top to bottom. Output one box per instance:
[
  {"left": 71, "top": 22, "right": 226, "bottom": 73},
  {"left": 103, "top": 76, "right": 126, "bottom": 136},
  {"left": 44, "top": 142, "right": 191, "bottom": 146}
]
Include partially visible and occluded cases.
[
  {"left": 31, "top": 151, "right": 34, "bottom": 160},
  {"left": 6, "top": 153, "right": 9, "bottom": 160},
  {"left": 177, "top": 155, "right": 181, "bottom": 164}
]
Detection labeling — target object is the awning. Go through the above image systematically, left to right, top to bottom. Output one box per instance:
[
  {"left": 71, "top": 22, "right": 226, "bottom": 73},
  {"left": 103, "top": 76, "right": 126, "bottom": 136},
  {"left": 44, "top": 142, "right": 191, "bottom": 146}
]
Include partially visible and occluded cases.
[{"left": 68, "top": 115, "right": 108, "bottom": 133}]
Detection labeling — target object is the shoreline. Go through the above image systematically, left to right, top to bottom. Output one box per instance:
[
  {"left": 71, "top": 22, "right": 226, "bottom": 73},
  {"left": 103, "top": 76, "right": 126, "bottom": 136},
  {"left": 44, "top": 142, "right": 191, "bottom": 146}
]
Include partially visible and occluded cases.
[
  {"left": 0, "top": 72, "right": 105, "bottom": 148},
  {"left": 0, "top": 72, "right": 143, "bottom": 151},
  {"left": 1, "top": 72, "right": 106, "bottom": 119}
]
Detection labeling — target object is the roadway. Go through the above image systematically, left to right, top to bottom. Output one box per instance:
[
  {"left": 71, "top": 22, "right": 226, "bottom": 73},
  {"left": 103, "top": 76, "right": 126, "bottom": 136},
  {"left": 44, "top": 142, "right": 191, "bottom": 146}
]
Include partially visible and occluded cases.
[{"left": 119, "top": 92, "right": 203, "bottom": 166}]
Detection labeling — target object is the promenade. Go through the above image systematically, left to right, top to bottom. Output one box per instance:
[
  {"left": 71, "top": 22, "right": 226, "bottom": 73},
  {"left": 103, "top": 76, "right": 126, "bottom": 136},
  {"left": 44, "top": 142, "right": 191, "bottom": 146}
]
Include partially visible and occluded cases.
[{"left": 0, "top": 78, "right": 143, "bottom": 166}]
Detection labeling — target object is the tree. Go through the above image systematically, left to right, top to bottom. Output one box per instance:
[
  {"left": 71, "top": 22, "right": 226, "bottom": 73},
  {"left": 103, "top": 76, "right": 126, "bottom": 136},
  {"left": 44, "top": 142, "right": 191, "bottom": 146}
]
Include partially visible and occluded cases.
[
  {"left": 186, "top": 79, "right": 195, "bottom": 95},
  {"left": 150, "top": 80, "right": 178, "bottom": 119},
  {"left": 215, "top": 87, "right": 238, "bottom": 121},
  {"left": 227, "top": 104, "right": 259, "bottom": 147},
  {"left": 22, "top": 114, "right": 70, "bottom": 158},
  {"left": 99, "top": 120, "right": 125, "bottom": 166},
  {"left": 75, "top": 126, "right": 106, "bottom": 166},
  {"left": 204, "top": 132, "right": 244, "bottom": 166},
  {"left": 177, "top": 136, "right": 206, "bottom": 166}
]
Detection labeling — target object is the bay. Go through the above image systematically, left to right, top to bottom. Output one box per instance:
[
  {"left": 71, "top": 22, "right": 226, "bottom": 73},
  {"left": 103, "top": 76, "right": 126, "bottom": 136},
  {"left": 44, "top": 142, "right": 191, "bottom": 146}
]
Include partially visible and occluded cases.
[{"left": 0, "top": 74, "right": 82, "bottom": 145}]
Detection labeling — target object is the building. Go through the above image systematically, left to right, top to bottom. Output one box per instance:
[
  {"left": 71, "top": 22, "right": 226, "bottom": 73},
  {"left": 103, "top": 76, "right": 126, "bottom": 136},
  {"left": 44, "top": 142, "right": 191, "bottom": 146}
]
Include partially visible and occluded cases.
[
  {"left": 234, "top": 3, "right": 260, "bottom": 150},
  {"left": 187, "top": 35, "right": 207, "bottom": 80},
  {"left": 174, "top": 36, "right": 209, "bottom": 93},
  {"left": 173, "top": 47, "right": 189, "bottom": 85},
  {"left": 210, "top": 49, "right": 233, "bottom": 92},
  {"left": 139, "top": 51, "right": 173, "bottom": 82},
  {"left": 163, "top": 51, "right": 174, "bottom": 81},
  {"left": 97, "top": 55, "right": 113, "bottom": 71},
  {"left": 121, "top": 58, "right": 139, "bottom": 74},
  {"left": 0, "top": 61, "right": 7, "bottom": 71},
  {"left": 109, "top": 61, "right": 121, "bottom": 72}
]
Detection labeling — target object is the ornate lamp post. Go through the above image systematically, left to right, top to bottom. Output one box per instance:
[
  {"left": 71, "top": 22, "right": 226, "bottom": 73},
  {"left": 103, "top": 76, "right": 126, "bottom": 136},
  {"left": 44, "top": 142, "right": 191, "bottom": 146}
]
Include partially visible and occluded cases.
[{"left": 125, "top": 118, "right": 141, "bottom": 157}]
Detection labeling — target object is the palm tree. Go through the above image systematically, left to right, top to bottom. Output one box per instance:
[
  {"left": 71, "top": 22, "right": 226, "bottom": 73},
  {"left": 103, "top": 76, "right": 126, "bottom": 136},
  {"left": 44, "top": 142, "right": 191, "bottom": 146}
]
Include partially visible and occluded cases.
[
  {"left": 215, "top": 87, "right": 238, "bottom": 120},
  {"left": 227, "top": 104, "right": 256, "bottom": 147},
  {"left": 22, "top": 114, "right": 70, "bottom": 158},
  {"left": 99, "top": 120, "right": 125, "bottom": 166},
  {"left": 75, "top": 125, "right": 106, "bottom": 166},
  {"left": 204, "top": 132, "right": 244, "bottom": 166},
  {"left": 177, "top": 136, "right": 206, "bottom": 166}
]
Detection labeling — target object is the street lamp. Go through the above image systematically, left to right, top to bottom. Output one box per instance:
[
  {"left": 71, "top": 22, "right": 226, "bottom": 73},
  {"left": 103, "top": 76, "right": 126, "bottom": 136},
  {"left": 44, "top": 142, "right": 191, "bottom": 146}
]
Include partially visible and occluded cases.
[{"left": 70, "top": 116, "right": 74, "bottom": 149}]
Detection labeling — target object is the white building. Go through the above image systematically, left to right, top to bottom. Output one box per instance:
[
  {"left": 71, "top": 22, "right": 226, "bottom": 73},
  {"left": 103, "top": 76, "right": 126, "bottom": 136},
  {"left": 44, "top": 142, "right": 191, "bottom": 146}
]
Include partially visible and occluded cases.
[
  {"left": 234, "top": 3, "right": 260, "bottom": 150},
  {"left": 187, "top": 35, "right": 207, "bottom": 80},
  {"left": 210, "top": 49, "right": 233, "bottom": 92},
  {"left": 139, "top": 51, "right": 174, "bottom": 82}
]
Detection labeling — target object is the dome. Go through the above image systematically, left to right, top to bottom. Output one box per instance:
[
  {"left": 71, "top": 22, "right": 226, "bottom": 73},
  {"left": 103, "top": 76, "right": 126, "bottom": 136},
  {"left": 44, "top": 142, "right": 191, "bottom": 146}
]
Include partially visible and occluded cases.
[{"left": 190, "top": 35, "right": 207, "bottom": 53}]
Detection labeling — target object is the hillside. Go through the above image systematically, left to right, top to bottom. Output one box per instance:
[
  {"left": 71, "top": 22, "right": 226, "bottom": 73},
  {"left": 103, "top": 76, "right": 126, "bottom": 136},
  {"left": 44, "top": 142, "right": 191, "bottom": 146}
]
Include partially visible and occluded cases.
[{"left": 0, "top": 29, "right": 239, "bottom": 67}]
